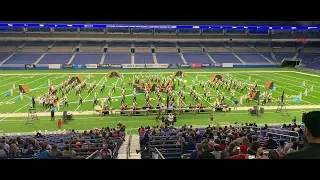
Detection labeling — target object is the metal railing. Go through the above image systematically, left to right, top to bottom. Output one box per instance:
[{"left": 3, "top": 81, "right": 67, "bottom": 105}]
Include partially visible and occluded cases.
[
  {"left": 266, "top": 128, "right": 300, "bottom": 140},
  {"left": 126, "top": 135, "right": 132, "bottom": 159},
  {"left": 153, "top": 147, "right": 165, "bottom": 159},
  {"left": 85, "top": 150, "right": 99, "bottom": 159}
]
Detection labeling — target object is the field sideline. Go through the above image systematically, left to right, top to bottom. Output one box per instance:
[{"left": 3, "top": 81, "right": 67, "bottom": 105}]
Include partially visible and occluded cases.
[{"left": 0, "top": 68, "right": 319, "bottom": 134}]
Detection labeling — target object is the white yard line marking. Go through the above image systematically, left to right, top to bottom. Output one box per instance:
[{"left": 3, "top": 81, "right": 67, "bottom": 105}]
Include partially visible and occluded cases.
[
  {"left": 294, "top": 71, "right": 320, "bottom": 78},
  {"left": 272, "top": 72, "right": 320, "bottom": 93},
  {"left": 274, "top": 72, "right": 320, "bottom": 86},
  {"left": 239, "top": 73, "right": 315, "bottom": 104},
  {"left": 251, "top": 73, "right": 320, "bottom": 101},
  {"left": 0, "top": 75, "right": 51, "bottom": 121},
  {"left": 0, "top": 75, "right": 19, "bottom": 83}
]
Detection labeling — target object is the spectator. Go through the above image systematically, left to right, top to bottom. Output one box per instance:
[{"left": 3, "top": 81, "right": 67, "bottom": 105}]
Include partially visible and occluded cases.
[
  {"left": 284, "top": 112, "right": 320, "bottom": 159},
  {"left": 235, "top": 133, "right": 243, "bottom": 144},
  {"left": 262, "top": 134, "right": 278, "bottom": 148},
  {"left": 16, "top": 136, "right": 24, "bottom": 145},
  {"left": 241, "top": 137, "right": 250, "bottom": 147},
  {"left": 284, "top": 137, "right": 296, "bottom": 153},
  {"left": 1, "top": 139, "right": 9, "bottom": 151},
  {"left": 219, "top": 139, "right": 227, "bottom": 151},
  {"left": 277, "top": 140, "right": 286, "bottom": 158},
  {"left": 247, "top": 141, "right": 260, "bottom": 156},
  {"left": 226, "top": 142, "right": 236, "bottom": 156},
  {"left": 287, "top": 142, "right": 299, "bottom": 154},
  {"left": 0, "top": 143, "right": 8, "bottom": 158},
  {"left": 190, "top": 143, "right": 203, "bottom": 159},
  {"left": 8, "top": 144, "right": 19, "bottom": 157},
  {"left": 21, "top": 144, "right": 34, "bottom": 156},
  {"left": 37, "top": 144, "right": 49, "bottom": 159},
  {"left": 49, "top": 144, "right": 62, "bottom": 158},
  {"left": 197, "top": 144, "right": 215, "bottom": 159},
  {"left": 62, "top": 145, "right": 76, "bottom": 158},
  {"left": 212, "top": 145, "right": 221, "bottom": 159},
  {"left": 230, "top": 145, "right": 249, "bottom": 159},
  {"left": 255, "top": 147, "right": 268, "bottom": 159},
  {"left": 220, "top": 150, "right": 229, "bottom": 159},
  {"left": 268, "top": 150, "right": 279, "bottom": 159}
]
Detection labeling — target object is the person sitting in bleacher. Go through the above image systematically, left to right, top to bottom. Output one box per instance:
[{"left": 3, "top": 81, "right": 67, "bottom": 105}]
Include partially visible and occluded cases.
[
  {"left": 262, "top": 134, "right": 278, "bottom": 148},
  {"left": 0, "top": 143, "right": 8, "bottom": 158},
  {"left": 21, "top": 143, "right": 34, "bottom": 156},
  {"left": 190, "top": 143, "right": 203, "bottom": 159},
  {"left": 197, "top": 143, "right": 215, "bottom": 159},
  {"left": 36, "top": 144, "right": 49, "bottom": 159},
  {"left": 49, "top": 144, "right": 62, "bottom": 158},
  {"left": 62, "top": 145, "right": 76, "bottom": 158}
]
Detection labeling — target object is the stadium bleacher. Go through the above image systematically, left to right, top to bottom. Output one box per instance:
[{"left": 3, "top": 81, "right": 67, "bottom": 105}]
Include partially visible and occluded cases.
[
  {"left": 1, "top": 22, "right": 320, "bottom": 160},
  {"left": 138, "top": 123, "right": 304, "bottom": 159}
]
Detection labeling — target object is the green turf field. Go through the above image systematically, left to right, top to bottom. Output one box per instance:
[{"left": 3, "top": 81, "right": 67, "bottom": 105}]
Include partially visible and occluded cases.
[{"left": 0, "top": 68, "right": 319, "bottom": 133}]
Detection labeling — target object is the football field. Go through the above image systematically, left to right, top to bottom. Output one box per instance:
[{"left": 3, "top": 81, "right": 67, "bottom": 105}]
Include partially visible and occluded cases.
[{"left": 0, "top": 68, "right": 319, "bottom": 134}]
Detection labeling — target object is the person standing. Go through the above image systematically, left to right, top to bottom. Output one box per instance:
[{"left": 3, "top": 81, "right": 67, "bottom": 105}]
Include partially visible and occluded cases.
[
  {"left": 32, "top": 96, "right": 35, "bottom": 108},
  {"left": 50, "top": 106, "right": 55, "bottom": 121}
]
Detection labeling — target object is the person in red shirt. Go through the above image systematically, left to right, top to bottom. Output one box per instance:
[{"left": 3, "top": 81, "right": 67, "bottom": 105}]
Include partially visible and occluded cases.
[
  {"left": 57, "top": 119, "right": 62, "bottom": 128},
  {"left": 114, "top": 131, "right": 122, "bottom": 138},
  {"left": 219, "top": 139, "right": 227, "bottom": 151},
  {"left": 230, "top": 145, "right": 249, "bottom": 159}
]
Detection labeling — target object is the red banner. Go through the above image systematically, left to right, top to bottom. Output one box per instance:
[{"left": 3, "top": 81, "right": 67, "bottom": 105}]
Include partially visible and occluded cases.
[{"left": 191, "top": 63, "right": 201, "bottom": 68}]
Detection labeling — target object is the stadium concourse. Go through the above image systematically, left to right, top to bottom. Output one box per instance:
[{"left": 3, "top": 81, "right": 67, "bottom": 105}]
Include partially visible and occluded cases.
[{"left": 1, "top": 21, "right": 320, "bottom": 159}]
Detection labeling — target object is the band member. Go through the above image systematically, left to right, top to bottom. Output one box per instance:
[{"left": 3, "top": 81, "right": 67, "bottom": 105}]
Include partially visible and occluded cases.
[
  {"left": 128, "top": 77, "right": 132, "bottom": 86},
  {"left": 302, "top": 80, "right": 305, "bottom": 87},
  {"left": 112, "top": 83, "right": 116, "bottom": 92},
  {"left": 311, "top": 85, "right": 314, "bottom": 92},
  {"left": 206, "top": 91, "right": 211, "bottom": 102},
  {"left": 230, "top": 91, "right": 235, "bottom": 101},
  {"left": 246, "top": 91, "right": 251, "bottom": 103},
  {"left": 133, "top": 92, "right": 136, "bottom": 102},
  {"left": 221, "top": 92, "right": 224, "bottom": 102},
  {"left": 268, "top": 92, "right": 272, "bottom": 102},
  {"left": 93, "top": 93, "right": 98, "bottom": 106},
  {"left": 107, "top": 93, "right": 112, "bottom": 104},
  {"left": 78, "top": 94, "right": 83, "bottom": 105},
  {"left": 120, "top": 94, "right": 125, "bottom": 104},
  {"left": 262, "top": 95, "right": 267, "bottom": 105},
  {"left": 64, "top": 96, "right": 68, "bottom": 107}
]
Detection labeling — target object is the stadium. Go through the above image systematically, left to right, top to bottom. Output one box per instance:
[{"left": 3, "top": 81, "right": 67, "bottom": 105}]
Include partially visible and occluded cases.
[{"left": 0, "top": 21, "right": 319, "bottom": 159}]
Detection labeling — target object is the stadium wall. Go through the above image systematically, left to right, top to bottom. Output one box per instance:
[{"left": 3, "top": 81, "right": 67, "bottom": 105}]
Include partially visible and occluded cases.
[{"left": 0, "top": 63, "right": 280, "bottom": 70}]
